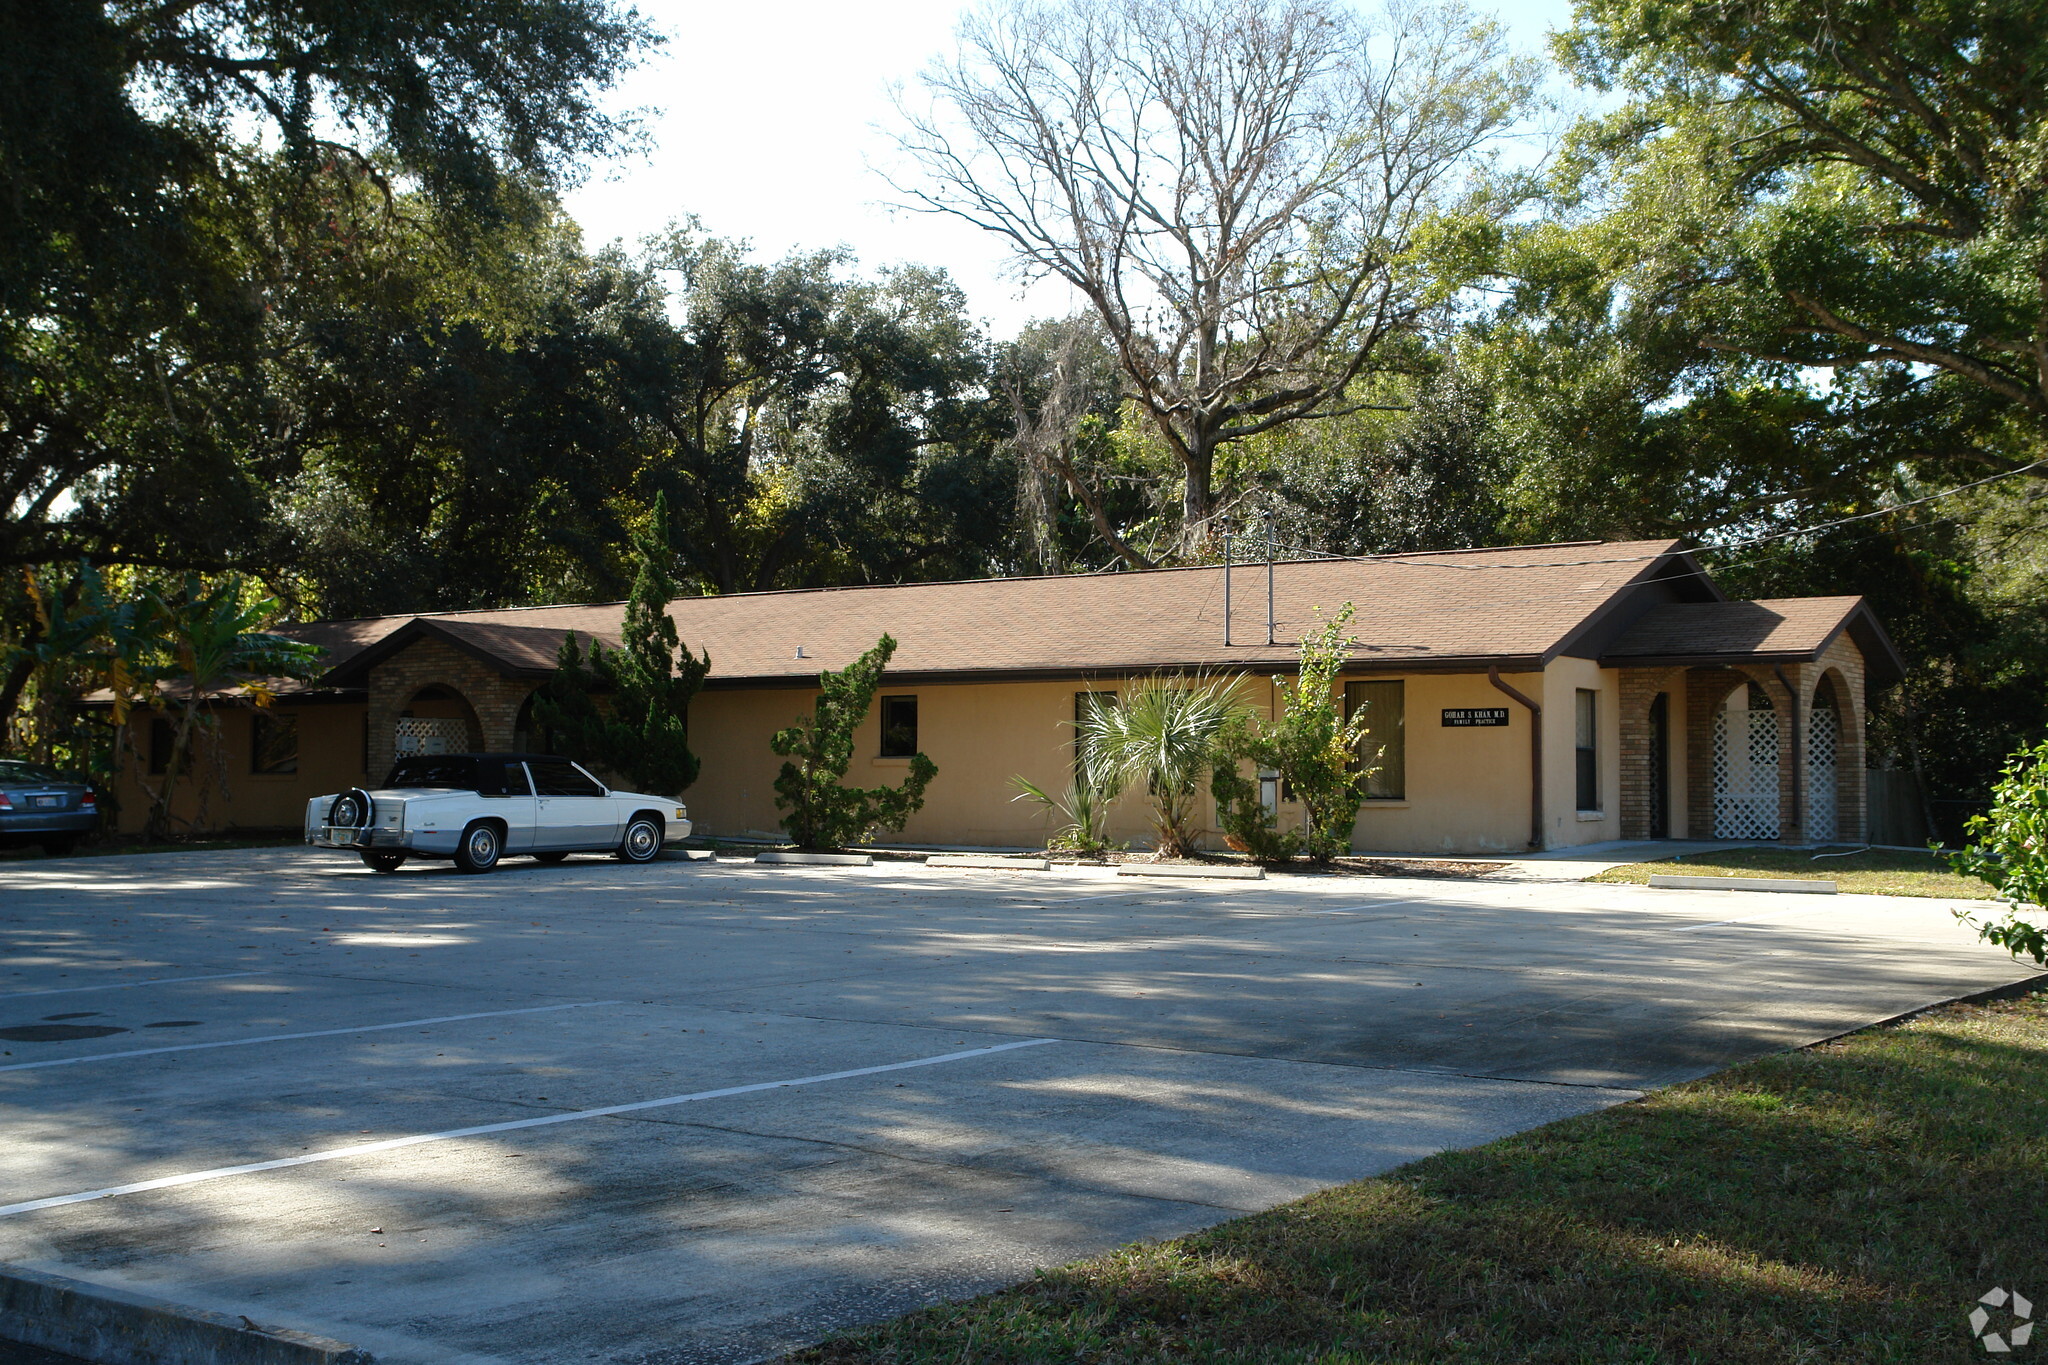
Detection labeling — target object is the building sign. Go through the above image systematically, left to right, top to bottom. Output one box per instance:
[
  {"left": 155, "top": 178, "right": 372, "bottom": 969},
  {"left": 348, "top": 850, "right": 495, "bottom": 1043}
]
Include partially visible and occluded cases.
[{"left": 1442, "top": 707, "right": 1510, "bottom": 727}]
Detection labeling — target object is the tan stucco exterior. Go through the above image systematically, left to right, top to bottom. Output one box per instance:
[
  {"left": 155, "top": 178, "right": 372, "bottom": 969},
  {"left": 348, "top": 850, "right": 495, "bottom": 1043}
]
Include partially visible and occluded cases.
[
  {"left": 104, "top": 633, "right": 1873, "bottom": 856},
  {"left": 682, "top": 663, "right": 1634, "bottom": 855},
  {"left": 108, "top": 702, "right": 370, "bottom": 835}
]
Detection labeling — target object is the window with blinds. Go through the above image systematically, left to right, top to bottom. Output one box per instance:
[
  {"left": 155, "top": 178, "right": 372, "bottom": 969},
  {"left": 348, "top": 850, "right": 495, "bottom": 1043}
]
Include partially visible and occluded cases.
[{"left": 1345, "top": 680, "right": 1405, "bottom": 800}]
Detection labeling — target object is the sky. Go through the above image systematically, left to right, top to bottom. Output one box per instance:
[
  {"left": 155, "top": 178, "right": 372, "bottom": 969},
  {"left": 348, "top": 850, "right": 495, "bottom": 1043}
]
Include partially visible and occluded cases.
[{"left": 562, "top": 0, "right": 1582, "bottom": 340}]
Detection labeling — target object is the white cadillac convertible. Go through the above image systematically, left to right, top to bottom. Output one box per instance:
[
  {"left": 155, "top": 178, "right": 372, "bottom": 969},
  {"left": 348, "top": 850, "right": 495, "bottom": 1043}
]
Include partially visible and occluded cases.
[{"left": 305, "top": 753, "right": 691, "bottom": 874}]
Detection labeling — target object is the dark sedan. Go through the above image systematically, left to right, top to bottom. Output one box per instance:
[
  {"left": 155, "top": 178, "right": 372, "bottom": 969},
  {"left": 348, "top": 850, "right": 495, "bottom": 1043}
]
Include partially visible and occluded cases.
[{"left": 0, "top": 760, "right": 99, "bottom": 855}]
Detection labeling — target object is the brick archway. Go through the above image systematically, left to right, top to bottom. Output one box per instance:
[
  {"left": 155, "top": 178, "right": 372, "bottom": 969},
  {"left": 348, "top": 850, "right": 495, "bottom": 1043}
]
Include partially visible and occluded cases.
[
  {"left": 364, "top": 636, "right": 535, "bottom": 781},
  {"left": 1682, "top": 666, "right": 1800, "bottom": 841},
  {"left": 1618, "top": 667, "right": 1684, "bottom": 840}
]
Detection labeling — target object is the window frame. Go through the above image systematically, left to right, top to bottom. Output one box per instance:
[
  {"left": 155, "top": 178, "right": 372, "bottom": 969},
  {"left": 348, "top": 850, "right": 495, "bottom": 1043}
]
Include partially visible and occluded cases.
[
  {"left": 1345, "top": 679, "right": 1406, "bottom": 801},
  {"left": 1575, "top": 688, "right": 1600, "bottom": 814},
  {"left": 1073, "top": 690, "right": 1118, "bottom": 776},
  {"left": 878, "top": 695, "right": 920, "bottom": 759},
  {"left": 249, "top": 710, "right": 299, "bottom": 777},
  {"left": 147, "top": 717, "right": 174, "bottom": 775},
  {"left": 527, "top": 758, "right": 607, "bottom": 798}
]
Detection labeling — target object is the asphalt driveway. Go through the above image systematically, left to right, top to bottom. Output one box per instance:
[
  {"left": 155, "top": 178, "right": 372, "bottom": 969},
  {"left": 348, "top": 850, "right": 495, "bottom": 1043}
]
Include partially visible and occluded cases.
[{"left": 0, "top": 848, "right": 2035, "bottom": 1363}]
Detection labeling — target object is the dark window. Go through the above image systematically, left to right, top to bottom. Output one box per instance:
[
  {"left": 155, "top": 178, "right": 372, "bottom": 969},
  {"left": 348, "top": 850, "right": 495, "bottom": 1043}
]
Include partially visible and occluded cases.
[
  {"left": 1345, "top": 681, "right": 1405, "bottom": 800},
  {"left": 1575, "top": 688, "right": 1599, "bottom": 812},
  {"left": 1073, "top": 690, "right": 1117, "bottom": 775},
  {"left": 879, "top": 696, "right": 919, "bottom": 758},
  {"left": 250, "top": 712, "right": 298, "bottom": 775},
  {"left": 361, "top": 713, "right": 371, "bottom": 775},
  {"left": 148, "top": 718, "right": 174, "bottom": 775},
  {"left": 384, "top": 756, "right": 479, "bottom": 791},
  {"left": 528, "top": 759, "right": 604, "bottom": 797},
  {"left": 481, "top": 761, "right": 532, "bottom": 798}
]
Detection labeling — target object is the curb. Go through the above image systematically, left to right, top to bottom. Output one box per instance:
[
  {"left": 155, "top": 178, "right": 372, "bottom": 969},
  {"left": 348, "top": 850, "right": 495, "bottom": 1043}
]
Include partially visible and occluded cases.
[
  {"left": 755, "top": 851, "right": 873, "bottom": 867},
  {"left": 926, "top": 855, "right": 1050, "bottom": 871},
  {"left": 1117, "top": 863, "right": 1265, "bottom": 881},
  {"left": 1649, "top": 874, "right": 1836, "bottom": 894},
  {"left": 1812, "top": 971, "right": 2048, "bottom": 1048},
  {"left": 0, "top": 1263, "right": 372, "bottom": 1365}
]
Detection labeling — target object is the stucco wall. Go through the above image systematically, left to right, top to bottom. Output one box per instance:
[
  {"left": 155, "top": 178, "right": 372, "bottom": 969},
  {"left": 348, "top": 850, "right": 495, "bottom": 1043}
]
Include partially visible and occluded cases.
[
  {"left": 114, "top": 644, "right": 1860, "bottom": 854},
  {"left": 1539, "top": 657, "right": 1623, "bottom": 850},
  {"left": 685, "top": 669, "right": 1563, "bottom": 855},
  {"left": 110, "top": 703, "right": 368, "bottom": 834}
]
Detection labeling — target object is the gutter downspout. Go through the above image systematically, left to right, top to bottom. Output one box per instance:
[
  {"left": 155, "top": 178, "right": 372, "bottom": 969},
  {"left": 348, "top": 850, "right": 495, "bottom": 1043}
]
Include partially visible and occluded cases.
[
  {"left": 1489, "top": 665, "right": 1543, "bottom": 850},
  {"left": 1773, "top": 665, "right": 1802, "bottom": 845}
]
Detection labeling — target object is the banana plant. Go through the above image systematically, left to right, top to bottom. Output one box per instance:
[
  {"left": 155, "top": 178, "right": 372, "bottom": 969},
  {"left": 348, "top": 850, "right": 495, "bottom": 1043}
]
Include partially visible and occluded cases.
[{"left": 133, "top": 576, "right": 322, "bottom": 841}]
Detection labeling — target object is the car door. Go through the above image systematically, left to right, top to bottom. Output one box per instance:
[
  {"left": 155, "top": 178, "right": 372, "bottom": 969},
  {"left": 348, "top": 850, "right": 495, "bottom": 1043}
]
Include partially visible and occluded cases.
[
  {"left": 528, "top": 759, "right": 620, "bottom": 850},
  {"left": 483, "top": 760, "right": 539, "bottom": 853}
]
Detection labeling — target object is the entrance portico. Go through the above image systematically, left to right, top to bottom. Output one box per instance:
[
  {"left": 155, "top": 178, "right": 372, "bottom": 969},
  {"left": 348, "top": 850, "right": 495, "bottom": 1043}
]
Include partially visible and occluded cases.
[{"left": 1607, "top": 599, "right": 1894, "bottom": 847}]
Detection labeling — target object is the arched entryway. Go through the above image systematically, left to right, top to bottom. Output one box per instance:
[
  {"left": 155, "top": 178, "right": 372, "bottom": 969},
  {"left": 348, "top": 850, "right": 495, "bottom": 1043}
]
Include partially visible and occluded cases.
[
  {"left": 1713, "top": 681, "right": 1780, "bottom": 839},
  {"left": 395, "top": 684, "right": 483, "bottom": 758},
  {"left": 1807, "top": 685, "right": 1840, "bottom": 842},
  {"left": 512, "top": 691, "right": 568, "bottom": 755}
]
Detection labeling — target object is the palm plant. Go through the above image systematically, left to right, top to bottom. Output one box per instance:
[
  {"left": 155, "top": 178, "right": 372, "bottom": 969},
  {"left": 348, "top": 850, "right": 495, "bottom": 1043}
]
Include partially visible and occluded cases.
[
  {"left": 135, "top": 577, "right": 321, "bottom": 840},
  {"left": 1078, "top": 673, "right": 1252, "bottom": 858},
  {"left": 1010, "top": 767, "right": 1125, "bottom": 856}
]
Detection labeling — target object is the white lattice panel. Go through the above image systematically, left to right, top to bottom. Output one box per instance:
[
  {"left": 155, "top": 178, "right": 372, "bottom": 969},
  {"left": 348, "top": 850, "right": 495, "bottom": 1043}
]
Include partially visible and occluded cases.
[
  {"left": 1713, "top": 687, "right": 1780, "bottom": 839},
  {"left": 1807, "top": 698, "right": 1839, "bottom": 842},
  {"left": 394, "top": 717, "right": 468, "bottom": 757}
]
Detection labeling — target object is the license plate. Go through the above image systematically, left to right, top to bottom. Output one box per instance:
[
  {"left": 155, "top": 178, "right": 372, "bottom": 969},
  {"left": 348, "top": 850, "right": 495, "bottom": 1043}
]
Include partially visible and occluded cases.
[{"left": 31, "top": 796, "right": 60, "bottom": 809}]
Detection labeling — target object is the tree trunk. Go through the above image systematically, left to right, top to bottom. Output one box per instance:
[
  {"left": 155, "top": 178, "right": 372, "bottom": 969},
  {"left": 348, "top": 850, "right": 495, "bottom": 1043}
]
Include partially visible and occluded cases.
[
  {"left": 1181, "top": 434, "right": 1216, "bottom": 555},
  {"left": 0, "top": 655, "right": 34, "bottom": 741}
]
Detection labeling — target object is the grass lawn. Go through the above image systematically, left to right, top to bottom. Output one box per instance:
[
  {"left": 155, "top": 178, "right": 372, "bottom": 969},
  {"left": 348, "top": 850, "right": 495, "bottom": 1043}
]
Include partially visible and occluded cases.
[
  {"left": 1591, "top": 845, "right": 1997, "bottom": 900},
  {"left": 787, "top": 988, "right": 2048, "bottom": 1364}
]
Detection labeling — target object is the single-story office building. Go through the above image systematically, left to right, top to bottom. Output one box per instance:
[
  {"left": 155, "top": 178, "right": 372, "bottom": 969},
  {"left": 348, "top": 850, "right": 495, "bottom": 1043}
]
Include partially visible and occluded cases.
[{"left": 103, "top": 539, "right": 1902, "bottom": 855}]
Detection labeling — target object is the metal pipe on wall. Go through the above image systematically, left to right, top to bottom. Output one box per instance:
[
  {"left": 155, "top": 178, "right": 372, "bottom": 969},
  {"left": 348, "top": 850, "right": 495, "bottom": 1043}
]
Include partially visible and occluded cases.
[
  {"left": 1265, "top": 519, "right": 1276, "bottom": 646},
  {"left": 1222, "top": 532, "right": 1232, "bottom": 647},
  {"left": 1489, "top": 664, "right": 1544, "bottom": 850}
]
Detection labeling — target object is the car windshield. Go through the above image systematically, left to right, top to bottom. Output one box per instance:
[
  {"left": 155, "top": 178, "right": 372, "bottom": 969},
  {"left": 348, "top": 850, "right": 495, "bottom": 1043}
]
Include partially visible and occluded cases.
[
  {"left": 383, "top": 757, "right": 477, "bottom": 791},
  {"left": 0, "top": 760, "right": 63, "bottom": 784}
]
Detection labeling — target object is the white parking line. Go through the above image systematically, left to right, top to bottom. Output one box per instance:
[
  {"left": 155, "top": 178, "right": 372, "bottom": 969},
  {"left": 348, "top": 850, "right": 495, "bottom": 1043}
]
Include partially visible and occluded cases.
[
  {"left": 0, "top": 972, "right": 262, "bottom": 1002},
  {"left": 0, "top": 1000, "right": 620, "bottom": 1073},
  {"left": 0, "top": 1037, "right": 1063, "bottom": 1218}
]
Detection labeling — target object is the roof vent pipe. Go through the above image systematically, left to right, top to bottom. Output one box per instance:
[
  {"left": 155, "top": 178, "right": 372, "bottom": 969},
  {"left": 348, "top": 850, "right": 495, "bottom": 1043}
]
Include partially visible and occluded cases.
[
  {"left": 1222, "top": 529, "right": 1232, "bottom": 647},
  {"left": 794, "top": 646, "right": 807, "bottom": 660}
]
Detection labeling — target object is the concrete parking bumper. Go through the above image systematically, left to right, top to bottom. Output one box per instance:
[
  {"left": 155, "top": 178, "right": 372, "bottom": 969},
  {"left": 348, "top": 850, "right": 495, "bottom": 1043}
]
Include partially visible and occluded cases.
[{"left": 0, "top": 1262, "right": 372, "bottom": 1365}]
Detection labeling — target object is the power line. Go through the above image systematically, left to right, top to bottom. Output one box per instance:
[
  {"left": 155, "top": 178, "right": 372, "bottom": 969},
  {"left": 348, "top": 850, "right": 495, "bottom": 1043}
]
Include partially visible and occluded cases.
[{"left": 1341, "top": 455, "right": 2048, "bottom": 574}]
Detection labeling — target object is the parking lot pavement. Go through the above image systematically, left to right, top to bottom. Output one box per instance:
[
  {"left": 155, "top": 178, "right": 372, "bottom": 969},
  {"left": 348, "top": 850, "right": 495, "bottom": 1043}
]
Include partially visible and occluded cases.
[{"left": 0, "top": 851, "right": 2037, "bottom": 1363}]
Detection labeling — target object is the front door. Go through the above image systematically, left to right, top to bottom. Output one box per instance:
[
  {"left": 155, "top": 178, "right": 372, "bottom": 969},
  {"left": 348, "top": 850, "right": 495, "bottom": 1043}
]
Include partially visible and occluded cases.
[{"left": 528, "top": 759, "right": 620, "bottom": 850}]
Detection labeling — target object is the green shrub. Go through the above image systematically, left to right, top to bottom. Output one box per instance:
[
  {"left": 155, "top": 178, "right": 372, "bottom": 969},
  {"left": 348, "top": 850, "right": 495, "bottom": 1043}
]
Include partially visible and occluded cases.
[
  {"left": 534, "top": 493, "right": 710, "bottom": 796},
  {"left": 1211, "top": 604, "right": 1375, "bottom": 863},
  {"left": 771, "top": 634, "right": 937, "bottom": 850},
  {"left": 1079, "top": 672, "right": 1251, "bottom": 858},
  {"left": 1949, "top": 736, "right": 2048, "bottom": 964},
  {"left": 1010, "top": 769, "right": 1126, "bottom": 856}
]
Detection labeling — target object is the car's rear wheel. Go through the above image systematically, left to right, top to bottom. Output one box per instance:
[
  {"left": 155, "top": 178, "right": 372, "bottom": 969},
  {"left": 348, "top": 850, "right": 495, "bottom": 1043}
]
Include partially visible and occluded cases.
[
  {"left": 616, "top": 815, "right": 663, "bottom": 863},
  {"left": 454, "top": 821, "right": 503, "bottom": 874},
  {"left": 40, "top": 837, "right": 77, "bottom": 857},
  {"left": 361, "top": 850, "right": 407, "bottom": 874},
  {"left": 533, "top": 851, "right": 570, "bottom": 864}
]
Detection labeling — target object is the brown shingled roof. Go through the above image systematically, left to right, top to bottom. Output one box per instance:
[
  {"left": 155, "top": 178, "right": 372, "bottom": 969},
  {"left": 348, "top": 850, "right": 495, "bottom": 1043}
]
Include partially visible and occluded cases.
[
  {"left": 317, "top": 539, "right": 1709, "bottom": 687},
  {"left": 1601, "top": 598, "right": 1904, "bottom": 684}
]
